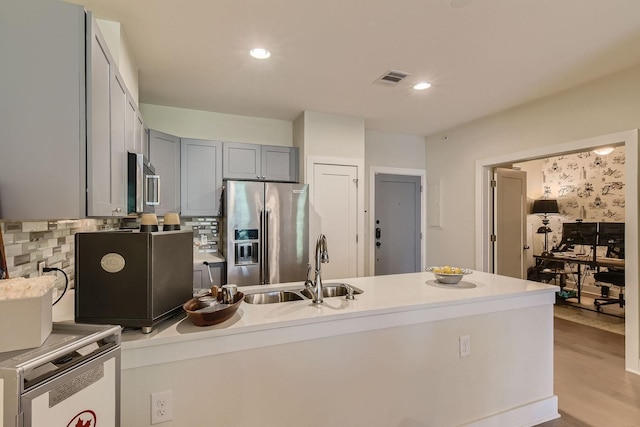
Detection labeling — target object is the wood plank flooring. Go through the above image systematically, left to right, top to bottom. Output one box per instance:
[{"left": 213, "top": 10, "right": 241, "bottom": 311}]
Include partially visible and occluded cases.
[{"left": 537, "top": 317, "right": 640, "bottom": 427}]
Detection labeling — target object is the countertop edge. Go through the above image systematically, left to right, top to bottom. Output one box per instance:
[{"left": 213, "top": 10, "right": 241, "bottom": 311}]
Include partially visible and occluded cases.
[{"left": 120, "top": 288, "right": 556, "bottom": 370}]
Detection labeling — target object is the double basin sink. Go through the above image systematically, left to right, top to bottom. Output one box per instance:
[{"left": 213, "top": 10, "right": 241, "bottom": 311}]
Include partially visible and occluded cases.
[{"left": 244, "top": 283, "right": 363, "bottom": 304}]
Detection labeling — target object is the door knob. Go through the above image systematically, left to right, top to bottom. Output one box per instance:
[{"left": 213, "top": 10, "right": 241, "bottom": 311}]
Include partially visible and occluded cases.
[{"left": 376, "top": 242, "right": 381, "bottom": 247}]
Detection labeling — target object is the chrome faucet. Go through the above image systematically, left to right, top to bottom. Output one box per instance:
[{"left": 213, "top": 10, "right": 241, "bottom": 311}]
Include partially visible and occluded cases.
[{"left": 305, "top": 234, "right": 329, "bottom": 303}]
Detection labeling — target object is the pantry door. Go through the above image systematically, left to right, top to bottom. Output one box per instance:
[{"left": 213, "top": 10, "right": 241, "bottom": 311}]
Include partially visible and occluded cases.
[{"left": 311, "top": 163, "right": 359, "bottom": 279}]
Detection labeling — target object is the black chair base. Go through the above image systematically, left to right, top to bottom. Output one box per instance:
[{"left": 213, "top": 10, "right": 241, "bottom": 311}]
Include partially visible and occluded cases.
[{"left": 594, "top": 293, "right": 625, "bottom": 312}]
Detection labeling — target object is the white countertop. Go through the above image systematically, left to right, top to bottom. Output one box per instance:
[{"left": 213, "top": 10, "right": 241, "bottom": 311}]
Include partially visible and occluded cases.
[{"left": 54, "top": 270, "right": 557, "bottom": 369}]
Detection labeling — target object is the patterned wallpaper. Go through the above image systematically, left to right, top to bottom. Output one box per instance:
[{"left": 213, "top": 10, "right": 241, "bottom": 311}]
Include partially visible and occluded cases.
[
  {"left": 542, "top": 146, "right": 625, "bottom": 222},
  {"left": 527, "top": 147, "right": 626, "bottom": 294},
  {"left": 540, "top": 147, "right": 625, "bottom": 249}
]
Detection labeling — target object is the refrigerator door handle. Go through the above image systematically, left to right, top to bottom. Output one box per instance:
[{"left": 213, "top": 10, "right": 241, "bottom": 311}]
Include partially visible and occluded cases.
[{"left": 263, "top": 209, "right": 271, "bottom": 284}]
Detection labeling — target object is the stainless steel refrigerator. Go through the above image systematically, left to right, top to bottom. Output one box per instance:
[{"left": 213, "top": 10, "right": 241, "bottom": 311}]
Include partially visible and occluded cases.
[{"left": 224, "top": 180, "right": 309, "bottom": 286}]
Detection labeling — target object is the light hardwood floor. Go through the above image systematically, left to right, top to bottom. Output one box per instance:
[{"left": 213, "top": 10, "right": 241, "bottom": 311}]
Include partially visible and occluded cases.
[{"left": 537, "top": 317, "right": 640, "bottom": 426}]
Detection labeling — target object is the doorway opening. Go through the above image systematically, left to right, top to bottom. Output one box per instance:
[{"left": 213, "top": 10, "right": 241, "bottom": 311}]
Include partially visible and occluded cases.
[{"left": 475, "top": 129, "right": 639, "bottom": 374}]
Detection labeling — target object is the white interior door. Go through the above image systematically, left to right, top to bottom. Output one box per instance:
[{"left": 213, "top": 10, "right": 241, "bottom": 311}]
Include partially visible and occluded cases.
[
  {"left": 312, "top": 164, "right": 358, "bottom": 279},
  {"left": 494, "top": 168, "right": 527, "bottom": 279}
]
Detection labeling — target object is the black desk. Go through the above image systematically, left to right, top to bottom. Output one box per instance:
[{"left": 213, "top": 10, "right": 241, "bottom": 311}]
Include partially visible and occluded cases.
[{"left": 534, "top": 253, "right": 625, "bottom": 303}]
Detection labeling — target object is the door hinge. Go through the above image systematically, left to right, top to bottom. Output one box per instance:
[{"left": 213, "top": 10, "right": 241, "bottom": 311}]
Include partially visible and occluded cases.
[
  {"left": 353, "top": 178, "right": 358, "bottom": 187},
  {"left": 490, "top": 180, "right": 497, "bottom": 188},
  {"left": 420, "top": 185, "right": 423, "bottom": 192},
  {"left": 420, "top": 232, "right": 423, "bottom": 239},
  {"left": 356, "top": 234, "right": 358, "bottom": 243},
  {"left": 490, "top": 234, "right": 497, "bottom": 242}
]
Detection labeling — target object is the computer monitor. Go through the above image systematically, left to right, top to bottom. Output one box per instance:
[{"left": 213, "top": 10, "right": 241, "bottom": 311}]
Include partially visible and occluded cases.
[
  {"left": 561, "top": 222, "right": 598, "bottom": 246},
  {"left": 598, "top": 222, "right": 625, "bottom": 257}
]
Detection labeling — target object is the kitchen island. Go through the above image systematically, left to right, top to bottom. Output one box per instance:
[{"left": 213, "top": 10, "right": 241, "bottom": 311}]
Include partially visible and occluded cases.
[{"left": 56, "top": 270, "right": 559, "bottom": 426}]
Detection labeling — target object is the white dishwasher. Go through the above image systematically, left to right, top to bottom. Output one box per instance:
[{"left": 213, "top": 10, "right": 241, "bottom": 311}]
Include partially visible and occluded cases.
[{"left": 0, "top": 323, "right": 121, "bottom": 427}]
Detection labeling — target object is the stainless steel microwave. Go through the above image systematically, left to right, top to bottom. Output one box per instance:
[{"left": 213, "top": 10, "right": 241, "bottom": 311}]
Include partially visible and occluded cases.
[{"left": 127, "top": 152, "right": 160, "bottom": 214}]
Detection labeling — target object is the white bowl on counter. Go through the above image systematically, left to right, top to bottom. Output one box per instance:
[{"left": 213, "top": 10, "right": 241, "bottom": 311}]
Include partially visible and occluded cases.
[{"left": 426, "top": 267, "right": 473, "bottom": 284}]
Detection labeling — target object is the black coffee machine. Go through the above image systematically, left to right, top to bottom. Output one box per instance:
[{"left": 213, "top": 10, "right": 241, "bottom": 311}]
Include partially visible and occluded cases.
[{"left": 75, "top": 229, "right": 193, "bottom": 333}]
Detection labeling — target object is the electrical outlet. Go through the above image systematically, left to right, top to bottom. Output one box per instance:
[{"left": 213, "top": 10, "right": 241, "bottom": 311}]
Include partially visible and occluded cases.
[
  {"left": 38, "top": 261, "right": 46, "bottom": 276},
  {"left": 459, "top": 335, "right": 471, "bottom": 358},
  {"left": 151, "top": 390, "right": 173, "bottom": 424}
]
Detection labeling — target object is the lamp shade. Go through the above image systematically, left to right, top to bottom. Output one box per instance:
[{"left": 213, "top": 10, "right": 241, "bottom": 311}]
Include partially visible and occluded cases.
[{"left": 532, "top": 199, "right": 559, "bottom": 215}]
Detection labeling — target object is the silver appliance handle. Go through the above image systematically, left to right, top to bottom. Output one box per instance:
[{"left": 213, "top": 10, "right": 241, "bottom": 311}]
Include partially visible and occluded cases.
[
  {"left": 145, "top": 174, "right": 161, "bottom": 206},
  {"left": 259, "top": 209, "right": 265, "bottom": 284},
  {"left": 264, "top": 209, "right": 270, "bottom": 284}
]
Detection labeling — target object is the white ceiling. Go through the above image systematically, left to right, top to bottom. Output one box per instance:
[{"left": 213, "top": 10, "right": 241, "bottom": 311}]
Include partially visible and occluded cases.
[{"left": 70, "top": 0, "right": 640, "bottom": 137}]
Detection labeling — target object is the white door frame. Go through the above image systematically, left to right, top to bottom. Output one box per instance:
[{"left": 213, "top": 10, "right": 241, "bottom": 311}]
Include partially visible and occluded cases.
[
  {"left": 475, "top": 129, "right": 639, "bottom": 375},
  {"left": 306, "top": 155, "right": 365, "bottom": 277},
  {"left": 369, "top": 166, "right": 426, "bottom": 276}
]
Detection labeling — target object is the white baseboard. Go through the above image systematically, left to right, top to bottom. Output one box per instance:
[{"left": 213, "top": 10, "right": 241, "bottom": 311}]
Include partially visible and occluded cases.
[{"left": 463, "top": 396, "right": 559, "bottom": 427}]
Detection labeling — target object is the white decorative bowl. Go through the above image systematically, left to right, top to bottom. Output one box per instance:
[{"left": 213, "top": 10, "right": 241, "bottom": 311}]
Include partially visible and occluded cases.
[{"left": 426, "top": 267, "right": 473, "bottom": 284}]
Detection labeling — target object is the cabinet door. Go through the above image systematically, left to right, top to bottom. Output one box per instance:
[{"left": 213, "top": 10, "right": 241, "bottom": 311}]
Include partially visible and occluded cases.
[
  {"left": 0, "top": 1, "right": 85, "bottom": 219},
  {"left": 86, "top": 17, "right": 126, "bottom": 217},
  {"left": 109, "top": 73, "right": 127, "bottom": 214},
  {"left": 125, "top": 96, "right": 137, "bottom": 154},
  {"left": 136, "top": 112, "right": 148, "bottom": 157},
  {"left": 149, "top": 130, "right": 181, "bottom": 216},
  {"left": 181, "top": 139, "right": 223, "bottom": 216},
  {"left": 222, "top": 142, "right": 261, "bottom": 180},
  {"left": 262, "top": 146, "right": 298, "bottom": 182}
]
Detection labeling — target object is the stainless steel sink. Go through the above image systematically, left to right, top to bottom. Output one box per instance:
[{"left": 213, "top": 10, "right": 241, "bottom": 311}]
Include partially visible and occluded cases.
[
  {"left": 243, "top": 283, "right": 363, "bottom": 304},
  {"left": 300, "top": 283, "right": 363, "bottom": 299},
  {"left": 243, "top": 290, "right": 305, "bottom": 304}
]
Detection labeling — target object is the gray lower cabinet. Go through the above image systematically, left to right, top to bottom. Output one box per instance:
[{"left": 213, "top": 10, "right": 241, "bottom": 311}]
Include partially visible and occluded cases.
[
  {"left": 0, "top": 1, "right": 129, "bottom": 219},
  {"left": 149, "top": 130, "right": 181, "bottom": 217},
  {"left": 181, "top": 139, "right": 224, "bottom": 216},
  {"left": 223, "top": 142, "right": 298, "bottom": 182},
  {"left": 193, "top": 262, "right": 225, "bottom": 290}
]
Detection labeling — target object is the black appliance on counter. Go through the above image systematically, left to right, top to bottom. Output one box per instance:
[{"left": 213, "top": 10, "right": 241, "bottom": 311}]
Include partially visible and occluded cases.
[{"left": 75, "top": 229, "right": 193, "bottom": 333}]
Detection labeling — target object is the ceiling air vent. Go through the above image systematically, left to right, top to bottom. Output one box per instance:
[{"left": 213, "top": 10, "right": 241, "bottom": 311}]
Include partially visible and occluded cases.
[{"left": 375, "top": 69, "right": 411, "bottom": 86}]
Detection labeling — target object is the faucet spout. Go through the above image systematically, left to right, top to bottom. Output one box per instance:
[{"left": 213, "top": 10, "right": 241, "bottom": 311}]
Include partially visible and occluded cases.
[{"left": 310, "top": 234, "right": 329, "bottom": 304}]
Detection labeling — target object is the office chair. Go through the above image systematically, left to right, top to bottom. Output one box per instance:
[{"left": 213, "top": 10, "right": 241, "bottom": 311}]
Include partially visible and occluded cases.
[{"left": 594, "top": 245, "right": 625, "bottom": 312}]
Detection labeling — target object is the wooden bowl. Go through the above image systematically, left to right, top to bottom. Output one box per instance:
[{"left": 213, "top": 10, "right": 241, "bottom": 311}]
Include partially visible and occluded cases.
[{"left": 183, "top": 292, "right": 243, "bottom": 327}]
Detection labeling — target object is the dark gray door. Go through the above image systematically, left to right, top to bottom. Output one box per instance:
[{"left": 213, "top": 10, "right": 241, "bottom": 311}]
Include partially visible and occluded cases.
[{"left": 374, "top": 174, "right": 421, "bottom": 275}]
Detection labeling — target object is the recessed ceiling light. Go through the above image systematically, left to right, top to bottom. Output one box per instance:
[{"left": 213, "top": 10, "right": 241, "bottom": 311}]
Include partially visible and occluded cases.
[
  {"left": 249, "top": 48, "right": 271, "bottom": 59},
  {"left": 413, "top": 82, "right": 432, "bottom": 91},
  {"left": 593, "top": 147, "right": 614, "bottom": 155}
]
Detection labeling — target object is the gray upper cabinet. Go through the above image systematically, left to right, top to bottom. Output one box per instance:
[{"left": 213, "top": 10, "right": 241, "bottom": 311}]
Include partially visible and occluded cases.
[
  {"left": 0, "top": 0, "right": 87, "bottom": 220},
  {"left": 0, "top": 2, "right": 136, "bottom": 220},
  {"left": 86, "top": 14, "right": 127, "bottom": 217},
  {"left": 126, "top": 90, "right": 148, "bottom": 157},
  {"left": 149, "top": 130, "right": 181, "bottom": 216},
  {"left": 181, "top": 139, "right": 224, "bottom": 216},
  {"left": 223, "top": 142, "right": 298, "bottom": 182},
  {"left": 261, "top": 145, "right": 299, "bottom": 182}
]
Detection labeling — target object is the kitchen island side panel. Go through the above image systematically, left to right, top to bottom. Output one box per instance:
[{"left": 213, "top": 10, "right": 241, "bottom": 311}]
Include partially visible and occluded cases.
[{"left": 120, "top": 304, "right": 556, "bottom": 427}]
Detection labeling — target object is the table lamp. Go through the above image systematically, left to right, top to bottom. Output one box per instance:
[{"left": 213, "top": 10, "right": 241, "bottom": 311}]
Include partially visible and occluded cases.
[{"left": 532, "top": 199, "right": 560, "bottom": 256}]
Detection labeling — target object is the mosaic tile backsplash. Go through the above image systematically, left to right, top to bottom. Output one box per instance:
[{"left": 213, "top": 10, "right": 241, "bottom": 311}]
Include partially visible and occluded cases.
[
  {"left": 0, "top": 216, "right": 222, "bottom": 294},
  {"left": 0, "top": 219, "right": 120, "bottom": 291}
]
